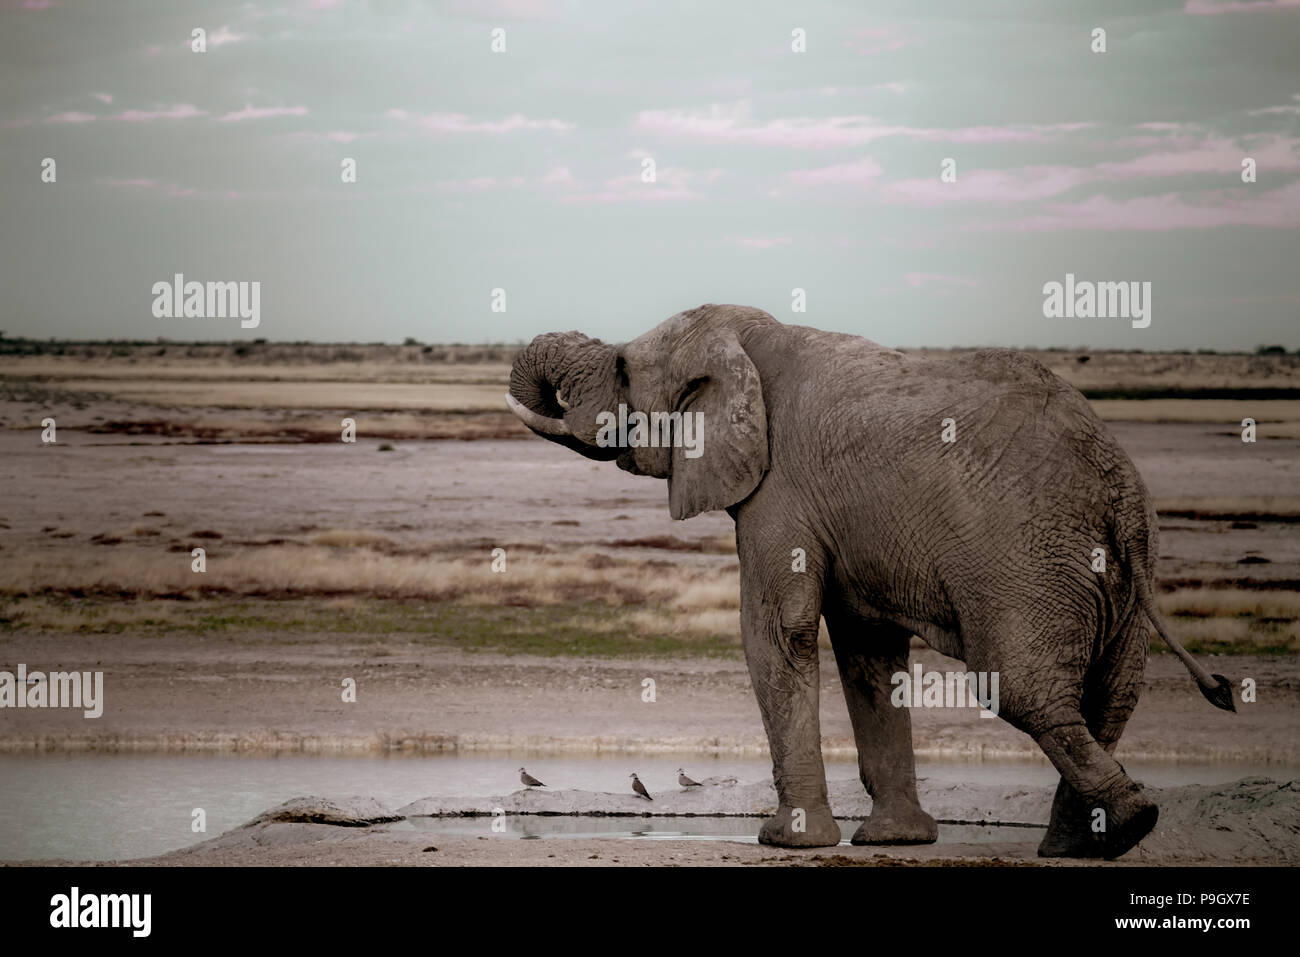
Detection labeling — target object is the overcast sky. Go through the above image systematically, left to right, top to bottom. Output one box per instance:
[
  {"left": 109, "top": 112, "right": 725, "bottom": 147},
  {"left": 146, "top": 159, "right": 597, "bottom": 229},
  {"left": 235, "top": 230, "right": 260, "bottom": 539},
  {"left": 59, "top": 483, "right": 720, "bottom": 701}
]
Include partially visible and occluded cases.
[{"left": 2, "top": 0, "right": 1298, "bottom": 349}]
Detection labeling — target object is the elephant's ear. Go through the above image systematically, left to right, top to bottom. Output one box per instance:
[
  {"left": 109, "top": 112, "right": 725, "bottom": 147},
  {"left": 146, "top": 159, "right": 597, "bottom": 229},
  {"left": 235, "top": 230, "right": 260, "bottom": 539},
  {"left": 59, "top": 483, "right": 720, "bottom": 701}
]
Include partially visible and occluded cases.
[{"left": 668, "top": 332, "right": 768, "bottom": 520}]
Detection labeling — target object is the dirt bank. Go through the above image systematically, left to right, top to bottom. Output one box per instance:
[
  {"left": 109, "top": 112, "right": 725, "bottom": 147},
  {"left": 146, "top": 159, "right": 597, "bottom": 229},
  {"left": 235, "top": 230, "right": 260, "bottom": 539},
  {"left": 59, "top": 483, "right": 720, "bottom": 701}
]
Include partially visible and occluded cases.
[{"left": 23, "top": 777, "right": 1295, "bottom": 867}]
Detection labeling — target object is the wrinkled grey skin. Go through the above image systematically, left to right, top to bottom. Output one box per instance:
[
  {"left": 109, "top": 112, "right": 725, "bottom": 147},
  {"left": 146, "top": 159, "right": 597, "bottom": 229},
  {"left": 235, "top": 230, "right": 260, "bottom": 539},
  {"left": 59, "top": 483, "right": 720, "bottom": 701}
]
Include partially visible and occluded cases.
[{"left": 506, "top": 304, "right": 1234, "bottom": 859}]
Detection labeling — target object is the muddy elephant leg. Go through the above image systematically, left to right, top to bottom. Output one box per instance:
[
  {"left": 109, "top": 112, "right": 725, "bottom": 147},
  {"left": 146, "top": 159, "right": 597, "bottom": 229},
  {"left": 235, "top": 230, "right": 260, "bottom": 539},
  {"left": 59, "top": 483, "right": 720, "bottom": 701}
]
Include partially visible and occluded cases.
[
  {"left": 739, "top": 556, "right": 840, "bottom": 848},
  {"left": 825, "top": 611, "right": 938, "bottom": 845},
  {"left": 1039, "top": 616, "right": 1148, "bottom": 858},
  {"left": 969, "top": 626, "right": 1156, "bottom": 861}
]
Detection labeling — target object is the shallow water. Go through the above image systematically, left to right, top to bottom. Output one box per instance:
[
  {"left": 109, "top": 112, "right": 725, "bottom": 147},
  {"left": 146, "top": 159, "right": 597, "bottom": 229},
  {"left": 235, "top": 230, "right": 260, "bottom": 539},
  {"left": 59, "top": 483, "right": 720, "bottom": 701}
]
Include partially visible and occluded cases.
[
  {"left": 0, "top": 752, "right": 1288, "bottom": 861},
  {"left": 399, "top": 815, "right": 1039, "bottom": 846}
]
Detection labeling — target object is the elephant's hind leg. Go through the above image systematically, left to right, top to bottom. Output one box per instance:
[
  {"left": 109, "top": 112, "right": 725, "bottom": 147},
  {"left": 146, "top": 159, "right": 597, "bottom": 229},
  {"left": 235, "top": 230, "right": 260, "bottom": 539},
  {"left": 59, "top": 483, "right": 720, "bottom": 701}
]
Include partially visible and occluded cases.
[
  {"left": 825, "top": 610, "right": 937, "bottom": 845},
  {"left": 1039, "top": 616, "right": 1148, "bottom": 858},
  {"left": 967, "top": 624, "right": 1156, "bottom": 861}
]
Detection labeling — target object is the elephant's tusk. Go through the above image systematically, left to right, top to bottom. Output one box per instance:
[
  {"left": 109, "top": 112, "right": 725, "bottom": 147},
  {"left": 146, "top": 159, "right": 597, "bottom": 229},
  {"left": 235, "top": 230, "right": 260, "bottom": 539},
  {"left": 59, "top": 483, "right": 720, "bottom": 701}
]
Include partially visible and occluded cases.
[{"left": 505, "top": 393, "right": 572, "bottom": 436}]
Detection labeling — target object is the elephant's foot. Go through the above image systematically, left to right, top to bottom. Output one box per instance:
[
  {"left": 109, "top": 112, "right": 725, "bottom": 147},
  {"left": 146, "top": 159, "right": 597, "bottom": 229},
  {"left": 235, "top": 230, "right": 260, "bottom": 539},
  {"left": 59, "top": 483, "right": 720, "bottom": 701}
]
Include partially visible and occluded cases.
[
  {"left": 1037, "top": 784, "right": 1158, "bottom": 860},
  {"left": 851, "top": 800, "right": 938, "bottom": 846},
  {"left": 757, "top": 805, "right": 841, "bottom": 848}
]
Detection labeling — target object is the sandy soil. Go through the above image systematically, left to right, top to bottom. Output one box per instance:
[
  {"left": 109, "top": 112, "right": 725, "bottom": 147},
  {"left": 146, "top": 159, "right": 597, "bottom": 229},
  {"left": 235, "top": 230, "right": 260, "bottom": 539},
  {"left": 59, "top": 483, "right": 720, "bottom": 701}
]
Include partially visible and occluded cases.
[{"left": 0, "top": 630, "right": 1292, "bottom": 761}]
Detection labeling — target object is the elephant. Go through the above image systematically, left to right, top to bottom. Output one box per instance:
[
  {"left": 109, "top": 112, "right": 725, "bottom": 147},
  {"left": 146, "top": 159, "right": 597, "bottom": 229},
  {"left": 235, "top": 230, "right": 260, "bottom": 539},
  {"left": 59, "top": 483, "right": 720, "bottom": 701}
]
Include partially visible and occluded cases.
[{"left": 504, "top": 303, "right": 1235, "bottom": 859}]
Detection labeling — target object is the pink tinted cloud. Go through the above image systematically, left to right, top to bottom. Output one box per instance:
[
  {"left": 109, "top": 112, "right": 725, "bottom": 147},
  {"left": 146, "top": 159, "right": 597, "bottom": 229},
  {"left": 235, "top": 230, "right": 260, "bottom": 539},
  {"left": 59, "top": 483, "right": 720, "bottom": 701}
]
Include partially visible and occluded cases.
[
  {"left": 23, "top": 0, "right": 58, "bottom": 8},
  {"left": 1185, "top": 0, "right": 1299, "bottom": 13},
  {"left": 208, "top": 26, "right": 245, "bottom": 46},
  {"left": 844, "top": 26, "right": 914, "bottom": 55},
  {"left": 634, "top": 101, "right": 1088, "bottom": 148},
  {"left": 112, "top": 104, "right": 206, "bottom": 122},
  {"left": 217, "top": 105, "right": 308, "bottom": 122},
  {"left": 386, "top": 109, "right": 574, "bottom": 133},
  {"left": 46, "top": 111, "right": 95, "bottom": 124},
  {"left": 1097, "top": 134, "right": 1300, "bottom": 175},
  {"left": 875, "top": 136, "right": 1300, "bottom": 207},
  {"left": 784, "top": 157, "right": 883, "bottom": 187},
  {"left": 539, "top": 165, "right": 579, "bottom": 189},
  {"left": 562, "top": 165, "right": 719, "bottom": 205},
  {"left": 880, "top": 166, "right": 1090, "bottom": 206},
  {"left": 434, "top": 176, "right": 525, "bottom": 194},
  {"left": 101, "top": 178, "right": 201, "bottom": 198},
  {"left": 103, "top": 178, "right": 157, "bottom": 189},
  {"left": 1002, "top": 180, "right": 1300, "bottom": 231},
  {"left": 734, "top": 237, "right": 792, "bottom": 249},
  {"left": 904, "top": 273, "right": 979, "bottom": 288}
]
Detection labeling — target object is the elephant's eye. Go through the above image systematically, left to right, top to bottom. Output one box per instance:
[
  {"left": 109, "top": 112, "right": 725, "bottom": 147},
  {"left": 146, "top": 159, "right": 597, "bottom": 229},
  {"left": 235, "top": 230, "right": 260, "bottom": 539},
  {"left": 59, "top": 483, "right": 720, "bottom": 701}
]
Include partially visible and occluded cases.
[{"left": 678, "top": 377, "right": 707, "bottom": 411}]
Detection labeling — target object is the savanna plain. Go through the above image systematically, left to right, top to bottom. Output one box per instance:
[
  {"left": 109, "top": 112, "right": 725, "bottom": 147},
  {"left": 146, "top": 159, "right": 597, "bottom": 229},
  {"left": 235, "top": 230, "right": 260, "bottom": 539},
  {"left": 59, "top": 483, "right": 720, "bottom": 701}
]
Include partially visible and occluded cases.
[{"left": 0, "top": 340, "right": 1296, "bottom": 866}]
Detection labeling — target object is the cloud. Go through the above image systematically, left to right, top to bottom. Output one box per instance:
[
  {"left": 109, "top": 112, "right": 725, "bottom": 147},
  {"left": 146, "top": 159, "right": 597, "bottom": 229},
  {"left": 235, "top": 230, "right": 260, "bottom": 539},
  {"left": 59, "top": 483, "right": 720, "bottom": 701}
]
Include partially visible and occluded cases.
[
  {"left": 22, "top": 0, "right": 58, "bottom": 9},
  {"left": 443, "top": 0, "right": 565, "bottom": 20},
  {"left": 1184, "top": 0, "right": 1300, "bottom": 13},
  {"left": 208, "top": 26, "right": 246, "bottom": 47},
  {"left": 844, "top": 26, "right": 914, "bottom": 55},
  {"left": 91, "top": 93, "right": 113, "bottom": 104},
  {"left": 1250, "top": 94, "right": 1300, "bottom": 116},
  {"left": 634, "top": 100, "right": 1088, "bottom": 148},
  {"left": 112, "top": 104, "right": 206, "bottom": 122},
  {"left": 217, "top": 105, "right": 309, "bottom": 122},
  {"left": 385, "top": 110, "right": 574, "bottom": 133},
  {"left": 45, "top": 111, "right": 95, "bottom": 124},
  {"left": 1096, "top": 134, "right": 1300, "bottom": 176},
  {"left": 875, "top": 136, "right": 1300, "bottom": 207},
  {"left": 782, "top": 157, "right": 884, "bottom": 188},
  {"left": 539, "top": 165, "right": 579, "bottom": 189},
  {"left": 561, "top": 165, "right": 721, "bottom": 204},
  {"left": 880, "top": 166, "right": 1090, "bottom": 206},
  {"left": 434, "top": 175, "right": 526, "bottom": 194},
  {"left": 100, "top": 178, "right": 198, "bottom": 197},
  {"left": 1001, "top": 180, "right": 1300, "bottom": 230},
  {"left": 733, "top": 237, "right": 792, "bottom": 249},
  {"left": 904, "top": 272, "right": 979, "bottom": 288}
]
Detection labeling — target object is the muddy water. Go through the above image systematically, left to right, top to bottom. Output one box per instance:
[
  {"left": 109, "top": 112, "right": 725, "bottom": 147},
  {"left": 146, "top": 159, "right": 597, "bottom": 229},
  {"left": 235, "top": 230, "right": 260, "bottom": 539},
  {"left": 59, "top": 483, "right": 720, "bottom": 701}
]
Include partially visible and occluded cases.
[{"left": 1, "top": 753, "right": 1290, "bottom": 862}]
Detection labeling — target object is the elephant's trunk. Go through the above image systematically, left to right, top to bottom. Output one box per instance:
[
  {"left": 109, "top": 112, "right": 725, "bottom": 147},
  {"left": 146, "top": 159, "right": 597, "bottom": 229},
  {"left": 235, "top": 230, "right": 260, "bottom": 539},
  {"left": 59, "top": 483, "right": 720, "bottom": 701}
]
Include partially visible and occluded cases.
[{"left": 507, "top": 331, "right": 621, "bottom": 459}]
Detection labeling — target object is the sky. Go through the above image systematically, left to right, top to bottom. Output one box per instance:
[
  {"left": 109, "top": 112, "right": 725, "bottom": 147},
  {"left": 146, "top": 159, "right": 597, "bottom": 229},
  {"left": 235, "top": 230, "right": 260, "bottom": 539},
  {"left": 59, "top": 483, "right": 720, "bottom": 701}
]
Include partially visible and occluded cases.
[{"left": 1, "top": 0, "right": 1298, "bottom": 350}]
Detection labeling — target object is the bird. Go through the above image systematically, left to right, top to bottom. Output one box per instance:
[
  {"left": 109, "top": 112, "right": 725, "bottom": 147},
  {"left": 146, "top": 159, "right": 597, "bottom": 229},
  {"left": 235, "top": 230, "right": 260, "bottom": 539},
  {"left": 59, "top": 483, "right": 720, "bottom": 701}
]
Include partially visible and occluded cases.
[
  {"left": 519, "top": 767, "right": 547, "bottom": 788},
  {"left": 677, "top": 768, "right": 703, "bottom": 788},
  {"left": 630, "top": 773, "right": 653, "bottom": 801}
]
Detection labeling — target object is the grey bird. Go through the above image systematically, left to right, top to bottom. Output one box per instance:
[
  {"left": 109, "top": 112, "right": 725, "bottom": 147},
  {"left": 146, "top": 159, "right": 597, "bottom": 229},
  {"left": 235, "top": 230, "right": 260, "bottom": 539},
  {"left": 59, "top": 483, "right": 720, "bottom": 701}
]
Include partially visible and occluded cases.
[
  {"left": 519, "top": 767, "right": 547, "bottom": 788},
  {"left": 677, "top": 768, "right": 703, "bottom": 788},
  {"left": 630, "top": 772, "right": 653, "bottom": 801}
]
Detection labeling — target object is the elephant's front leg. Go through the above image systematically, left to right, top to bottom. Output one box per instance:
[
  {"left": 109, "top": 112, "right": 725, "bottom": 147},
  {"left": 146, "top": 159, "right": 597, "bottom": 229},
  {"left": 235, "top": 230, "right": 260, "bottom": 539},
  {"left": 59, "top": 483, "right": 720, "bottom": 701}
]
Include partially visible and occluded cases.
[
  {"left": 740, "top": 577, "right": 841, "bottom": 848},
  {"left": 825, "top": 610, "right": 937, "bottom": 845}
]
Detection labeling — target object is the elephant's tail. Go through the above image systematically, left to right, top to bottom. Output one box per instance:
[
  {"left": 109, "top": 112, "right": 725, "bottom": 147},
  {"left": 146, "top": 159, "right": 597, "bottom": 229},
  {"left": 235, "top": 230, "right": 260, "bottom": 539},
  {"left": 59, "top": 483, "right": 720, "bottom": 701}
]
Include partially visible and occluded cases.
[{"left": 1139, "top": 583, "right": 1236, "bottom": 712}]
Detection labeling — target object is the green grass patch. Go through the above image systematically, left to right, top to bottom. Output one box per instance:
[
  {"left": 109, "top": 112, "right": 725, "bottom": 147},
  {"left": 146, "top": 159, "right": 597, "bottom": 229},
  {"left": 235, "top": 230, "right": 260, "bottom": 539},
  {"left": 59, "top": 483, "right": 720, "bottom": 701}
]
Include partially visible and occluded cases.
[{"left": 0, "top": 596, "right": 742, "bottom": 659}]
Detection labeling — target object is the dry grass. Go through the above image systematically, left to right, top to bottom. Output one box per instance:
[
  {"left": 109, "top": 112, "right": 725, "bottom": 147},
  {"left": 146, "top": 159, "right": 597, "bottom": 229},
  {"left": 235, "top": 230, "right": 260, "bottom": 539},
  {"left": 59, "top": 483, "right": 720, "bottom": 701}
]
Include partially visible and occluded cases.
[
  {"left": 44, "top": 379, "right": 508, "bottom": 412},
  {"left": 1090, "top": 399, "right": 1300, "bottom": 429},
  {"left": 1155, "top": 497, "right": 1300, "bottom": 520},
  {"left": 310, "top": 530, "right": 398, "bottom": 549},
  {"left": 2, "top": 534, "right": 1289, "bottom": 651}
]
